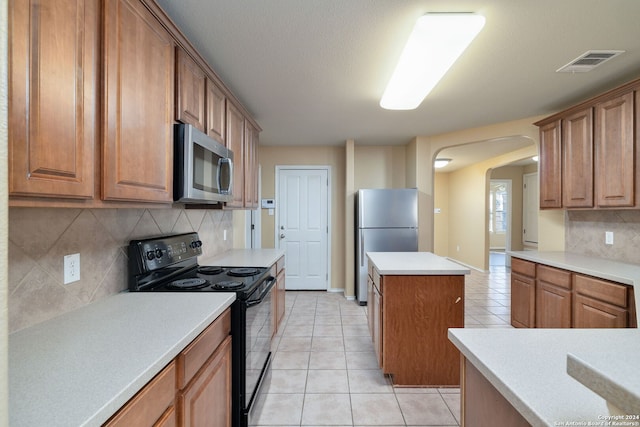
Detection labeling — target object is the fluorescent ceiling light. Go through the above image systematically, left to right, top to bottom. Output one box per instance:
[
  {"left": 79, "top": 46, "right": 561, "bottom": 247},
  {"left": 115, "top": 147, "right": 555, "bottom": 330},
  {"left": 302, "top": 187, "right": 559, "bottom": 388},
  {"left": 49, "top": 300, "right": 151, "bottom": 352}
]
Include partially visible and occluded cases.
[
  {"left": 380, "top": 13, "right": 485, "bottom": 110},
  {"left": 434, "top": 158, "right": 451, "bottom": 168}
]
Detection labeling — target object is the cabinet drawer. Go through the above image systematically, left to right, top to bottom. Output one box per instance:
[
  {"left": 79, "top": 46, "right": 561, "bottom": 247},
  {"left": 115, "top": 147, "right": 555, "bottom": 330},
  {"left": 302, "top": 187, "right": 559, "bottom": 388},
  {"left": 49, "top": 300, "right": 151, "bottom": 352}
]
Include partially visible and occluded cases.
[
  {"left": 276, "top": 255, "right": 285, "bottom": 274},
  {"left": 511, "top": 258, "right": 536, "bottom": 278},
  {"left": 537, "top": 265, "right": 571, "bottom": 290},
  {"left": 373, "top": 268, "right": 382, "bottom": 293},
  {"left": 574, "top": 274, "right": 627, "bottom": 308},
  {"left": 176, "top": 308, "right": 231, "bottom": 389},
  {"left": 104, "top": 361, "right": 176, "bottom": 427}
]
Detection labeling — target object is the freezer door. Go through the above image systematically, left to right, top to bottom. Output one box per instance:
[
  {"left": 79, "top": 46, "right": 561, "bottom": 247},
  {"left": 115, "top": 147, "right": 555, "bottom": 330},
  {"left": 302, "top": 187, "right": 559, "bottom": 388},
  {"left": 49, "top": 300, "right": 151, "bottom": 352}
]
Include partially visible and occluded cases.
[
  {"left": 357, "top": 189, "right": 418, "bottom": 228},
  {"left": 355, "top": 228, "right": 418, "bottom": 304}
]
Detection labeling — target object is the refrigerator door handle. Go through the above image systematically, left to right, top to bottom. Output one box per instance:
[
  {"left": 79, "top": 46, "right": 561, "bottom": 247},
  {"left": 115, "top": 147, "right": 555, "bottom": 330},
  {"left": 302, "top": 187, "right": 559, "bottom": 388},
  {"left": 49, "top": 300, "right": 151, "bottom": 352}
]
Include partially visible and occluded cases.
[{"left": 360, "top": 229, "right": 365, "bottom": 267}]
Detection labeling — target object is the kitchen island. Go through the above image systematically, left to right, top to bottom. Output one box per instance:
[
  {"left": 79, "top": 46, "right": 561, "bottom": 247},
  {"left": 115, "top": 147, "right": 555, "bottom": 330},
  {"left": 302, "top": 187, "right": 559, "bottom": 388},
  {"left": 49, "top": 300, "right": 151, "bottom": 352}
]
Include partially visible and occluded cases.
[
  {"left": 366, "top": 252, "right": 469, "bottom": 386},
  {"left": 449, "top": 328, "right": 640, "bottom": 426}
]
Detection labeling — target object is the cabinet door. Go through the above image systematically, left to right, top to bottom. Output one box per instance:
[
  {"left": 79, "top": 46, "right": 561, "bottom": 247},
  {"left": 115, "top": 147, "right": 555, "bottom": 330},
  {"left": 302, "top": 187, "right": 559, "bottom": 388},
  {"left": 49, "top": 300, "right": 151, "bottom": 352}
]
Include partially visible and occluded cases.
[
  {"left": 9, "top": 0, "right": 98, "bottom": 199},
  {"left": 103, "top": 0, "right": 174, "bottom": 203},
  {"left": 176, "top": 48, "right": 206, "bottom": 131},
  {"left": 206, "top": 79, "right": 226, "bottom": 143},
  {"left": 594, "top": 92, "right": 635, "bottom": 207},
  {"left": 225, "top": 102, "right": 245, "bottom": 208},
  {"left": 563, "top": 108, "right": 594, "bottom": 208},
  {"left": 539, "top": 120, "right": 563, "bottom": 208},
  {"left": 244, "top": 121, "right": 259, "bottom": 208},
  {"left": 277, "top": 269, "right": 286, "bottom": 328},
  {"left": 510, "top": 273, "right": 535, "bottom": 328},
  {"left": 367, "top": 275, "right": 374, "bottom": 337},
  {"left": 536, "top": 282, "right": 572, "bottom": 328},
  {"left": 372, "top": 283, "right": 383, "bottom": 368},
  {"left": 574, "top": 295, "right": 627, "bottom": 328},
  {"left": 179, "top": 336, "right": 232, "bottom": 427}
]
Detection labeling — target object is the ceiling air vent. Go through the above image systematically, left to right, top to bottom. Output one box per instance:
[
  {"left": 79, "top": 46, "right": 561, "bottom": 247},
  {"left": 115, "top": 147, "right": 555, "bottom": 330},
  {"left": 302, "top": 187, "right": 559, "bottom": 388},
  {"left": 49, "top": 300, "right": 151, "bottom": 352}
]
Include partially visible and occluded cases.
[{"left": 556, "top": 50, "right": 625, "bottom": 73}]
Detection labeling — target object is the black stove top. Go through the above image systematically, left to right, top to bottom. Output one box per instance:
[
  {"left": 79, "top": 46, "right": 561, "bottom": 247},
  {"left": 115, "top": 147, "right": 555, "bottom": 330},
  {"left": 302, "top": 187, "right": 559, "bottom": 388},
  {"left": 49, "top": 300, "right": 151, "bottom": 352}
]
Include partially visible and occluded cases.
[{"left": 128, "top": 232, "right": 270, "bottom": 299}]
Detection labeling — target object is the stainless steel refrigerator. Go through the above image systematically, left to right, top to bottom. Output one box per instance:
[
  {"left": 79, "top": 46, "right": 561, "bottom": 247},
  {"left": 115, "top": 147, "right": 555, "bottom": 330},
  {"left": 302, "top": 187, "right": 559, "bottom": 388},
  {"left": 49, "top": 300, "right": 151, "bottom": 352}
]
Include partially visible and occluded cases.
[{"left": 355, "top": 188, "right": 419, "bottom": 305}]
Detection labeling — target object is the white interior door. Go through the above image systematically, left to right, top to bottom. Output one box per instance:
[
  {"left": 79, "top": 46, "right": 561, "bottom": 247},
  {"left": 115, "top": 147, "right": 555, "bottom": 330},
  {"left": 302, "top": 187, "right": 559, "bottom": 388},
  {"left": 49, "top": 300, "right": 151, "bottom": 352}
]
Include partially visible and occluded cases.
[{"left": 277, "top": 168, "right": 329, "bottom": 290}]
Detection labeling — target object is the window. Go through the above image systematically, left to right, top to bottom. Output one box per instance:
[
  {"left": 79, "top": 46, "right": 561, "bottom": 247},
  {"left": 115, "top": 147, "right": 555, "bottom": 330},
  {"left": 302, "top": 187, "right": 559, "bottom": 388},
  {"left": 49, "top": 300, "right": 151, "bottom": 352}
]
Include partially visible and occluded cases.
[{"left": 489, "top": 181, "right": 508, "bottom": 233}]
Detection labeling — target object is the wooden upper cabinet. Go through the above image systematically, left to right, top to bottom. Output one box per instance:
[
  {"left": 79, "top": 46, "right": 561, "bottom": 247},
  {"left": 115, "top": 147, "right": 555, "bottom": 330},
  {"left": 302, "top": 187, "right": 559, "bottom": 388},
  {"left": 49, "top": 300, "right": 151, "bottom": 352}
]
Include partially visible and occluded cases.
[
  {"left": 9, "top": 0, "right": 98, "bottom": 199},
  {"left": 103, "top": 0, "right": 175, "bottom": 203},
  {"left": 176, "top": 48, "right": 206, "bottom": 131},
  {"left": 206, "top": 80, "right": 227, "bottom": 143},
  {"left": 594, "top": 91, "right": 635, "bottom": 207},
  {"left": 225, "top": 102, "right": 245, "bottom": 208},
  {"left": 562, "top": 108, "right": 594, "bottom": 208},
  {"left": 539, "top": 120, "right": 563, "bottom": 208},
  {"left": 244, "top": 121, "right": 259, "bottom": 209}
]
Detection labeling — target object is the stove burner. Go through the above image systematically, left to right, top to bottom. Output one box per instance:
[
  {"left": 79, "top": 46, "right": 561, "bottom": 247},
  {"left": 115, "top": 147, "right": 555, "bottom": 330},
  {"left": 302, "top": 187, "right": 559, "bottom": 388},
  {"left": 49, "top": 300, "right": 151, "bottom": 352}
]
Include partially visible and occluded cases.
[
  {"left": 198, "top": 266, "right": 224, "bottom": 275},
  {"left": 227, "top": 267, "right": 259, "bottom": 277},
  {"left": 167, "top": 278, "right": 210, "bottom": 290},
  {"left": 212, "top": 280, "right": 245, "bottom": 290}
]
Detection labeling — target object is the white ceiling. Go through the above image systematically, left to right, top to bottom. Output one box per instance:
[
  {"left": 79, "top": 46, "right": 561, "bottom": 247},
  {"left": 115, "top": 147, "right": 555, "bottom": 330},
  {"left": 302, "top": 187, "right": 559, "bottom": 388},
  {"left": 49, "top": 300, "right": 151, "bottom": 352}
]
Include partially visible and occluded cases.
[{"left": 155, "top": 0, "right": 640, "bottom": 156}]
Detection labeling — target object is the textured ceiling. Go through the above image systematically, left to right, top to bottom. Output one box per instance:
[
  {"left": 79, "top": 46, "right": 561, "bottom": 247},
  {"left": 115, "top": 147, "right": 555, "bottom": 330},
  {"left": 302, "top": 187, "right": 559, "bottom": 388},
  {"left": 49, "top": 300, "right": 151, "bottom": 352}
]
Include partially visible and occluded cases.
[{"left": 155, "top": 0, "right": 640, "bottom": 156}]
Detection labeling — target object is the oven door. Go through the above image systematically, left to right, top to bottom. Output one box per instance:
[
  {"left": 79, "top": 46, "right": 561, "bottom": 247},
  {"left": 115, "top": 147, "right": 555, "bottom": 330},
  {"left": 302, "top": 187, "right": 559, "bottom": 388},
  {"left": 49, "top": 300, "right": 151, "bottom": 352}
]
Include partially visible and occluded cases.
[
  {"left": 174, "top": 123, "right": 233, "bottom": 203},
  {"left": 244, "top": 276, "right": 276, "bottom": 425}
]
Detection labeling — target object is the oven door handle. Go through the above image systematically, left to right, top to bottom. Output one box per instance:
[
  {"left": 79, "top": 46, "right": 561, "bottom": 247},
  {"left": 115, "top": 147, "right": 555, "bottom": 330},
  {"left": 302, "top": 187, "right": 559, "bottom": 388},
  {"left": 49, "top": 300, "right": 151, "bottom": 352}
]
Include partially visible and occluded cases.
[{"left": 246, "top": 276, "right": 277, "bottom": 307}]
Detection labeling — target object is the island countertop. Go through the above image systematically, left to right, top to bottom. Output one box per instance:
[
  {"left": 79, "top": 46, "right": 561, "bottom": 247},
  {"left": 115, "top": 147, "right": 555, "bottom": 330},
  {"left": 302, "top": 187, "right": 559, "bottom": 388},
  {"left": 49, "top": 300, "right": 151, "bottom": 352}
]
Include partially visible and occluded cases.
[
  {"left": 367, "top": 251, "right": 470, "bottom": 275},
  {"left": 449, "top": 328, "right": 640, "bottom": 426}
]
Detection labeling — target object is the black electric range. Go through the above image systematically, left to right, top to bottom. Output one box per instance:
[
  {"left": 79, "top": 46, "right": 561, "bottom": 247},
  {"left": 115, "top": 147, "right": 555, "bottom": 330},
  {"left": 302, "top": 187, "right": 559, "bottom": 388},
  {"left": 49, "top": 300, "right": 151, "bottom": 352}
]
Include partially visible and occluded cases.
[{"left": 128, "top": 232, "right": 275, "bottom": 427}]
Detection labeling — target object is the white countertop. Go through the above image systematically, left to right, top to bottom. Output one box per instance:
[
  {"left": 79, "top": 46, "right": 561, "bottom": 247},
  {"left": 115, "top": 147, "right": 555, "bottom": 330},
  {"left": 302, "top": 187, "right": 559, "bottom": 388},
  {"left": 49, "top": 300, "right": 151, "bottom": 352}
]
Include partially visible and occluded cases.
[
  {"left": 201, "top": 248, "right": 285, "bottom": 268},
  {"left": 508, "top": 250, "right": 640, "bottom": 288},
  {"left": 367, "top": 252, "right": 470, "bottom": 275},
  {"left": 9, "top": 292, "right": 235, "bottom": 427},
  {"left": 448, "top": 328, "right": 640, "bottom": 426},
  {"left": 567, "top": 346, "right": 640, "bottom": 415}
]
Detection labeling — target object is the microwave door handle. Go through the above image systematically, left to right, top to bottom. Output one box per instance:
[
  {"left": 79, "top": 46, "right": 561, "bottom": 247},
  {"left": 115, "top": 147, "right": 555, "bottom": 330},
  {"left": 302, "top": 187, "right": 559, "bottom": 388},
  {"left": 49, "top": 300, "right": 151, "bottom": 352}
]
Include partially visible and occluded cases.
[{"left": 217, "top": 157, "right": 233, "bottom": 194}]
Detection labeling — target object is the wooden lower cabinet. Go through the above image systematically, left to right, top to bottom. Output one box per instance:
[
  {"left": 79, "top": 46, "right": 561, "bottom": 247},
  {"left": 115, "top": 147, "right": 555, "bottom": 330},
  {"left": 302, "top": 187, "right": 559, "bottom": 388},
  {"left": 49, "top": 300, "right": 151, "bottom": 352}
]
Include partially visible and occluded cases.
[
  {"left": 271, "top": 256, "right": 286, "bottom": 336},
  {"left": 510, "top": 257, "right": 635, "bottom": 329},
  {"left": 510, "top": 258, "right": 536, "bottom": 328},
  {"left": 535, "top": 265, "right": 572, "bottom": 328},
  {"left": 370, "top": 268, "right": 464, "bottom": 386},
  {"left": 511, "top": 273, "right": 535, "bottom": 328},
  {"left": 536, "top": 282, "right": 572, "bottom": 328},
  {"left": 574, "top": 295, "right": 627, "bottom": 328},
  {"left": 105, "top": 308, "right": 231, "bottom": 427},
  {"left": 178, "top": 336, "right": 232, "bottom": 427},
  {"left": 461, "top": 357, "right": 530, "bottom": 427},
  {"left": 104, "top": 361, "right": 177, "bottom": 427}
]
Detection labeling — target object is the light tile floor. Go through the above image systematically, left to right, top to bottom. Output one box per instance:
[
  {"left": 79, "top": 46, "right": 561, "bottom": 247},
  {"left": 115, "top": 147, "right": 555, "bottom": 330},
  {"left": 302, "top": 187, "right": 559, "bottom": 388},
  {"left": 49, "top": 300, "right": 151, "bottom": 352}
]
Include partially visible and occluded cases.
[{"left": 252, "top": 259, "right": 511, "bottom": 426}]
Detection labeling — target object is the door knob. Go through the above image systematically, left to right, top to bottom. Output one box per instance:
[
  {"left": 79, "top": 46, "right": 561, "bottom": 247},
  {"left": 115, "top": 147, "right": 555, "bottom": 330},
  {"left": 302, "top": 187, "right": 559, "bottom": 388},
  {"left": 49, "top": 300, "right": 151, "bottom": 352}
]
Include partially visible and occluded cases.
[{"left": 280, "top": 233, "right": 285, "bottom": 239}]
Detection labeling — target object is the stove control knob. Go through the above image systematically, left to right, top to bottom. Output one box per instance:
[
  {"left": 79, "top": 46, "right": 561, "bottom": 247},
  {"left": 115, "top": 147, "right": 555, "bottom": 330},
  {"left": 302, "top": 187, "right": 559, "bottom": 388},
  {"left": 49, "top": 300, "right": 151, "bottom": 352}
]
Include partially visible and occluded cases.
[
  {"left": 190, "top": 240, "right": 202, "bottom": 249},
  {"left": 155, "top": 249, "right": 163, "bottom": 258},
  {"left": 146, "top": 251, "right": 155, "bottom": 261}
]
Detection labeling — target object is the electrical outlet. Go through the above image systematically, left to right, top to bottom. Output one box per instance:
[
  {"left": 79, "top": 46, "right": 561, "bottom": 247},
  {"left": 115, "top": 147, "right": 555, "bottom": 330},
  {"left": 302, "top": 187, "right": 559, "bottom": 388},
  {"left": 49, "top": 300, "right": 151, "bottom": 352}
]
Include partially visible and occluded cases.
[
  {"left": 223, "top": 229, "right": 227, "bottom": 241},
  {"left": 605, "top": 231, "right": 614, "bottom": 245},
  {"left": 64, "top": 253, "right": 80, "bottom": 284}
]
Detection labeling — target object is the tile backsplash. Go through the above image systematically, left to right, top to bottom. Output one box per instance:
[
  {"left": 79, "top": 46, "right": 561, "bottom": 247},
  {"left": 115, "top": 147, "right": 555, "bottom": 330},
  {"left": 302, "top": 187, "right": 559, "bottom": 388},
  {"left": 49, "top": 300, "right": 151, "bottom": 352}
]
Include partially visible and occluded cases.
[
  {"left": 8, "top": 207, "right": 233, "bottom": 332},
  {"left": 566, "top": 210, "right": 640, "bottom": 265}
]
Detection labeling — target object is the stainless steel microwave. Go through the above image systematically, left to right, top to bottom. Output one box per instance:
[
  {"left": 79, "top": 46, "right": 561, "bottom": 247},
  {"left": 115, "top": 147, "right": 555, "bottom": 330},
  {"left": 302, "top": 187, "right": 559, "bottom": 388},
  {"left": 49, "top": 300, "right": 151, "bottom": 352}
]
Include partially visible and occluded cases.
[{"left": 174, "top": 123, "right": 233, "bottom": 204}]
